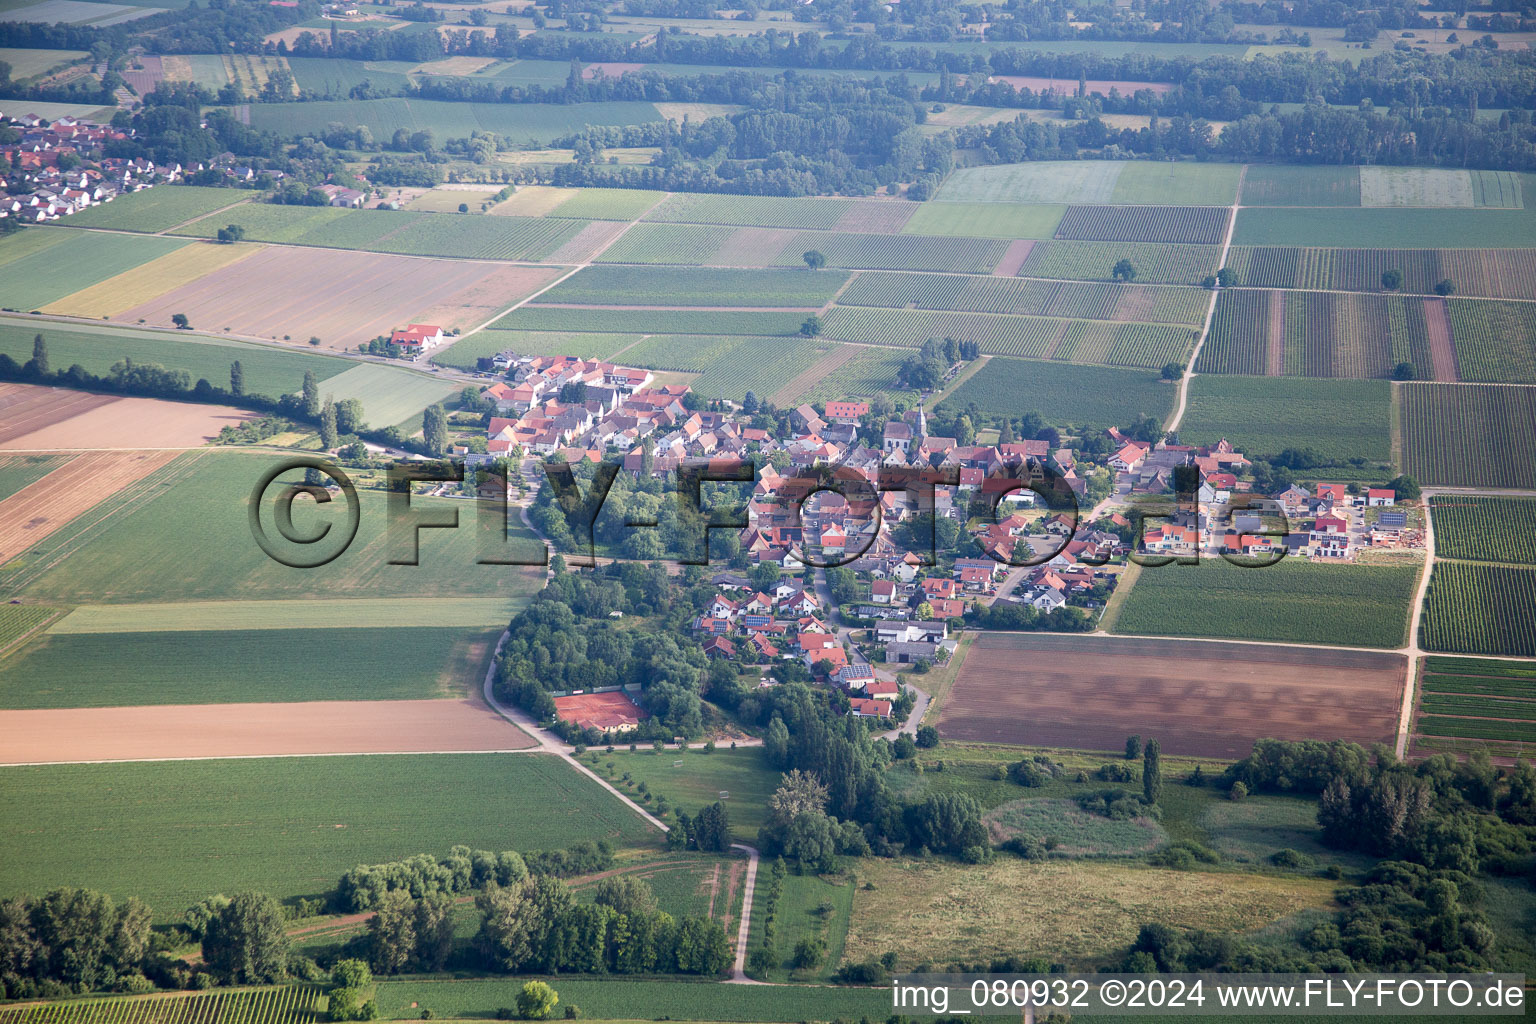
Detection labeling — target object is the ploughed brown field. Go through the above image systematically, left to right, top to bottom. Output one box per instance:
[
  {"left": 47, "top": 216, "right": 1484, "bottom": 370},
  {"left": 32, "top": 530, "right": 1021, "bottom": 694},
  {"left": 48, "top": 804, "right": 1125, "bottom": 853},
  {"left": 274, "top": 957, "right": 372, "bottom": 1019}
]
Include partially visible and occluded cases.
[
  {"left": 120, "top": 248, "right": 558, "bottom": 351},
  {"left": 0, "top": 382, "right": 253, "bottom": 450},
  {"left": 940, "top": 633, "right": 1406, "bottom": 758},
  {"left": 0, "top": 697, "right": 536, "bottom": 764}
]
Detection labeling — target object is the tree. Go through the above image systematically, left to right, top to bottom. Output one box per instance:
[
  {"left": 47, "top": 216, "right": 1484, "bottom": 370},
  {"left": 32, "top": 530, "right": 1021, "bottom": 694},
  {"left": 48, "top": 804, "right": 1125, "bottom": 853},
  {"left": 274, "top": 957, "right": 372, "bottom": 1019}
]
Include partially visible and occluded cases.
[
  {"left": 458, "top": 203, "right": 470, "bottom": 214},
  {"left": 216, "top": 223, "right": 245, "bottom": 243},
  {"left": 802, "top": 250, "right": 826, "bottom": 271},
  {"left": 1112, "top": 259, "right": 1137, "bottom": 282},
  {"left": 1216, "top": 267, "right": 1236, "bottom": 287},
  {"left": 1381, "top": 269, "right": 1403, "bottom": 291},
  {"left": 1202, "top": 275, "right": 1218, "bottom": 289},
  {"left": 1434, "top": 279, "right": 1456, "bottom": 296},
  {"left": 172, "top": 313, "right": 191, "bottom": 330},
  {"left": 799, "top": 315, "right": 821, "bottom": 337},
  {"left": 28, "top": 334, "right": 48, "bottom": 376},
  {"left": 230, "top": 360, "right": 245, "bottom": 396},
  {"left": 1392, "top": 361, "right": 1417, "bottom": 381},
  {"left": 1161, "top": 362, "right": 1184, "bottom": 380},
  {"left": 302, "top": 370, "right": 321, "bottom": 418},
  {"left": 741, "top": 391, "right": 759, "bottom": 414},
  {"left": 336, "top": 398, "right": 365, "bottom": 434},
  {"left": 320, "top": 399, "right": 339, "bottom": 449},
  {"left": 423, "top": 404, "right": 448, "bottom": 455},
  {"left": 1387, "top": 474, "right": 1421, "bottom": 501},
  {"left": 763, "top": 715, "right": 790, "bottom": 767},
  {"left": 915, "top": 724, "right": 939, "bottom": 748},
  {"left": 1125, "top": 734, "right": 1142, "bottom": 759},
  {"left": 1143, "top": 738, "right": 1162, "bottom": 805},
  {"left": 590, "top": 875, "right": 656, "bottom": 918},
  {"left": 201, "top": 892, "right": 290, "bottom": 984},
  {"left": 328, "top": 959, "right": 377, "bottom": 1021},
  {"left": 516, "top": 981, "right": 558, "bottom": 1020}
]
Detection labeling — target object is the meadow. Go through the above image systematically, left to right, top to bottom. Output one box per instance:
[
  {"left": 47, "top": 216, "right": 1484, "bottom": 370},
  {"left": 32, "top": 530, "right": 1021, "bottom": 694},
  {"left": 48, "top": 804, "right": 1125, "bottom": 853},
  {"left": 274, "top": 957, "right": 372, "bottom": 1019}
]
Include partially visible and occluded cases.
[
  {"left": 0, "top": 47, "right": 89, "bottom": 80},
  {"left": 1109, "top": 161, "right": 1242, "bottom": 205},
  {"left": 62, "top": 186, "right": 246, "bottom": 233},
  {"left": 900, "top": 201, "right": 1065, "bottom": 239},
  {"left": 1232, "top": 206, "right": 1536, "bottom": 248},
  {"left": 0, "top": 230, "right": 187, "bottom": 310},
  {"left": 540, "top": 265, "right": 847, "bottom": 307},
  {"left": 0, "top": 316, "right": 351, "bottom": 397},
  {"left": 937, "top": 357, "right": 1174, "bottom": 427},
  {"left": 308, "top": 362, "right": 459, "bottom": 430},
  {"left": 1178, "top": 376, "right": 1392, "bottom": 469},
  {"left": 1398, "top": 383, "right": 1536, "bottom": 489},
  {"left": 14, "top": 452, "right": 546, "bottom": 605},
  {"left": 1429, "top": 496, "right": 1536, "bottom": 566},
  {"left": 1112, "top": 558, "right": 1419, "bottom": 648},
  {"left": 1420, "top": 562, "right": 1536, "bottom": 658},
  {"left": 0, "top": 625, "right": 498, "bottom": 707},
  {"left": 592, "top": 746, "right": 781, "bottom": 841},
  {"left": 0, "top": 754, "right": 657, "bottom": 915},
  {"left": 746, "top": 870, "right": 855, "bottom": 982}
]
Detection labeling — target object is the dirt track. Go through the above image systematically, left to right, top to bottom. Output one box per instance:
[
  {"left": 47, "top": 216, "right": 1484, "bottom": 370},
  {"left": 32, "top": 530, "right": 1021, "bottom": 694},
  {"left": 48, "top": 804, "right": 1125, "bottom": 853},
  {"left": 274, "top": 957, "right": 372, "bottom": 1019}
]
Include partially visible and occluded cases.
[
  {"left": 0, "top": 450, "right": 177, "bottom": 563},
  {"left": 940, "top": 632, "right": 1406, "bottom": 759},
  {"left": 0, "top": 697, "right": 537, "bottom": 764}
]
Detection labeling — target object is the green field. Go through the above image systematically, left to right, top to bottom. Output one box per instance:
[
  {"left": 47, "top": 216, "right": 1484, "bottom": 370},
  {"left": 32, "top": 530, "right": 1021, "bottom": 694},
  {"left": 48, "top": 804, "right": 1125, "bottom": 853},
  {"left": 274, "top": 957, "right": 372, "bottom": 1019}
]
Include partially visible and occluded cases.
[
  {"left": 0, "top": 47, "right": 89, "bottom": 80},
  {"left": 286, "top": 55, "right": 413, "bottom": 95},
  {"left": 242, "top": 99, "right": 664, "bottom": 144},
  {"left": 934, "top": 161, "right": 1123, "bottom": 204},
  {"left": 1109, "top": 162, "right": 1242, "bottom": 206},
  {"left": 1238, "top": 165, "right": 1361, "bottom": 207},
  {"left": 62, "top": 186, "right": 246, "bottom": 233},
  {"left": 547, "top": 188, "right": 666, "bottom": 220},
  {"left": 645, "top": 193, "right": 851, "bottom": 229},
  {"left": 170, "top": 201, "right": 344, "bottom": 243},
  {"left": 900, "top": 201, "right": 1065, "bottom": 239},
  {"left": 1055, "top": 205, "right": 1229, "bottom": 245},
  {"left": 1233, "top": 206, "right": 1536, "bottom": 248},
  {"left": 595, "top": 222, "right": 736, "bottom": 264},
  {"left": 0, "top": 230, "right": 187, "bottom": 310},
  {"left": 768, "top": 231, "right": 1008, "bottom": 273},
  {"left": 1020, "top": 240, "right": 1221, "bottom": 283},
  {"left": 1223, "top": 246, "right": 1536, "bottom": 300},
  {"left": 541, "top": 265, "right": 848, "bottom": 307},
  {"left": 837, "top": 272, "right": 1208, "bottom": 325},
  {"left": 1446, "top": 299, "right": 1536, "bottom": 383},
  {"left": 501, "top": 307, "right": 806, "bottom": 336},
  {"left": 0, "top": 316, "right": 351, "bottom": 397},
  {"left": 433, "top": 329, "right": 641, "bottom": 369},
  {"left": 613, "top": 334, "right": 832, "bottom": 401},
  {"left": 797, "top": 346, "right": 907, "bottom": 402},
  {"left": 937, "top": 357, "right": 1175, "bottom": 428},
  {"left": 310, "top": 362, "right": 459, "bottom": 430},
  {"left": 1179, "top": 375, "right": 1392, "bottom": 470},
  {"left": 1398, "top": 382, "right": 1536, "bottom": 490},
  {"left": 10, "top": 452, "right": 545, "bottom": 604},
  {"left": 0, "top": 453, "right": 69, "bottom": 500},
  {"left": 1429, "top": 496, "right": 1536, "bottom": 566},
  {"left": 1112, "top": 558, "right": 1420, "bottom": 648},
  {"left": 1420, "top": 562, "right": 1536, "bottom": 658},
  {"left": 49, "top": 596, "right": 523, "bottom": 633},
  {"left": 0, "top": 603, "right": 58, "bottom": 653},
  {"left": 0, "top": 625, "right": 497, "bottom": 707},
  {"left": 1416, "top": 656, "right": 1536, "bottom": 753},
  {"left": 594, "top": 747, "right": 780, "bottom": 842},
  {"left": 0, "top": 754, "right": 657, "bottom": 915},
  {"left": 746, "top": 869, "right": 855, "bottom": 982},
  {"left": 375, "top": 978, "right": 893, "bottom": 1022},
  {"left": 0, "top": 986, "right": 322, "bottom": 1024}
]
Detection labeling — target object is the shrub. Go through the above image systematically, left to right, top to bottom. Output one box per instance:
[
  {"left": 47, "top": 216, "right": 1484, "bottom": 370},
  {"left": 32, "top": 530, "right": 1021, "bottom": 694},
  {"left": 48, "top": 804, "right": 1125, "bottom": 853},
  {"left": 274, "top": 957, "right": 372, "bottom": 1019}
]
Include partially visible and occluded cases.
[{"left": 1271, "top": 848, "right": 1315, "bottom": 869}]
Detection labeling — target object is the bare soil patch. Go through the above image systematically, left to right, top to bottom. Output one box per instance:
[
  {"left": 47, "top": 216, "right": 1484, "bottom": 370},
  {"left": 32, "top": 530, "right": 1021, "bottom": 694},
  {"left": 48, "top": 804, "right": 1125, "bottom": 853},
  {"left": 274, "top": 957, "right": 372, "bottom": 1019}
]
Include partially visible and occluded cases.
[
  {"left": 547, "top": 220, "right": 626, "bottom": 263},
  {"left": 709, "top": 227, "right": 797, "bottom": 268},
  {"left": 992, "top": 239, "right": 1036, "bottom": 277},
  {"left": 121, "top": 247, "right": 514, "bottom": 351},
  {"left": 415, "top": 264, "right": 565, "bottom": 334},
  {"left": 1111, "top": 286, "right": 1158, "bottom": 322},
  {"left": 1267, "top": 288, "right": 1285, "bottom": 376},
  {"left": 1423, "top": 297, "right": 1458, "bottom": 382},
  {"left": 0, "top": 384, "right": 115, "bottom": 446},
  {"left": 0, "top": 387, "right": 254, "bottom": 450},
  {"left": 0, "top": 449, "right": 177, "bottom": 564},
  {"left": 939, "top": 632, "right": 1405, "bottom": 759},
  {"left": 0, "top": 697, "right": 536, "bottom": 764}
]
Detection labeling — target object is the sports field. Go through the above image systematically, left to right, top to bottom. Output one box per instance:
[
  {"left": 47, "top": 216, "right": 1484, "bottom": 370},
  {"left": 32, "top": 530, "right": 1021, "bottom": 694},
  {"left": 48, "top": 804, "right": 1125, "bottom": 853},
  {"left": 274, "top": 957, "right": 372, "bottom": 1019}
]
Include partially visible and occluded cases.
[{"left": 0, "top": 753, "right": 657, "bottom": 915}]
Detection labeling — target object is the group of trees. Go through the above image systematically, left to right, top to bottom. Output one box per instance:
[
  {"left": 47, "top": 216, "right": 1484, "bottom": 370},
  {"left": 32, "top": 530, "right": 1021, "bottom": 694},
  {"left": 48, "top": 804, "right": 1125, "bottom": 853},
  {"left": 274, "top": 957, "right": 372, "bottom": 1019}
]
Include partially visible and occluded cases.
[{"left": 337, "top": 842, "right": 614, "bottom": 913}]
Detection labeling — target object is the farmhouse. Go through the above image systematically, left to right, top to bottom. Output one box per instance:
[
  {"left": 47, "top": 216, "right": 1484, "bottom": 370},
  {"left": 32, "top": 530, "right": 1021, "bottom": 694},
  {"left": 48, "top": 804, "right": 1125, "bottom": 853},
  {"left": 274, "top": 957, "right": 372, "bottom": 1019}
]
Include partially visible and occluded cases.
[{"left": 391, "top": 323, "right": 446, "bottom": 357}]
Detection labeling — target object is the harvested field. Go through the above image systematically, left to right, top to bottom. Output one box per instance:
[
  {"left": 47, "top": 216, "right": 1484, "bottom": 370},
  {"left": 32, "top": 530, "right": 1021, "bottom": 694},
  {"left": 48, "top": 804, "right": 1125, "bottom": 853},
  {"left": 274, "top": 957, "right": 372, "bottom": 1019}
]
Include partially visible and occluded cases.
[
  {"left": 490, "top": 184, "right": 575, "bottom": 217},
  {"left": 992, "top": 239, "right": 1035, "bottom": 276},
  {"left": 41, "top": 241, "right": 262, "bottom": 319},
  {"left": 120, "top": 247, "right": 517, "bottom": 351},
  {"left": 410, "top": 263, "right": 565, "bottom": 334},
  {"left": 0, "top": 384, "right": 253, "bottom": 450},
  {"left": 0, "top": 384, "right": 114, "bottom": 447},
  {"left": 0, "top": 449, "right": 177, "bottom": 565},
  {"left": 940, "top": 632, "right": 1405, "bottom": 758},
  {"left": 0, "top": 698, "right": 534, "bottom": 765}
]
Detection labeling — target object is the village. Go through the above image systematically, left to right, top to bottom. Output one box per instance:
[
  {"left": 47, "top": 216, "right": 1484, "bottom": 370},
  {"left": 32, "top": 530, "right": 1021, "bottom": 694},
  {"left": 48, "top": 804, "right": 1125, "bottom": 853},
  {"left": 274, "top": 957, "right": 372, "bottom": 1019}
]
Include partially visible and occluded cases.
[{"left": 428, "top": 343, "right": 1426, "bottom": 738}]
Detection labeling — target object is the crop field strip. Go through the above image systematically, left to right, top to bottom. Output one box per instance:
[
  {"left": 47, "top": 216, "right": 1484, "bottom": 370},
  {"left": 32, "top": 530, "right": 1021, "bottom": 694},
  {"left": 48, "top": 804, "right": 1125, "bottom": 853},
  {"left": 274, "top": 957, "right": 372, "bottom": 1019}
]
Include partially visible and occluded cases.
[
  {"left": 1239, "top": 165, "right": 1362, "bottom": 207},
  {"left": 60, "top": 186, "right": 249, "bottom": 233},
  {"left": 644, "top": 192, "right": 853, "bottom": 229},
  {"left": 1054, "top": 205, "right": 1230, "bottom": 245},
  {"left": 1233, "top": 206, "right": 1536, "bottom": 249},
  {"left": 0, "top": 230, "right": 189, "bottom": 310},
  {"left": 764, "top": 232, "right": 1010, "bottom": 273},
  {"left": 40, "top": 241, "right": 262, "bottom": 320},
  {"left": 1019, "top": 241, "right": 1221, "bottom": 284},
  {"left": 1223, "top": 246, "right": 1536, "bottom": 300},
  {"left": 537, "top": 265, "right": 849, "bottom": 307},
  {"left": 835, "top": 271, "right": 1208, "bottom": 325},
  {"left": 502, "top": 306, "right": 807, "bottom": 336},
  {"left": 433, "top": 329, "right": 643, "bottom": 369},
  {"left": 936, "top": 356, "right": 1175, "bottom": 428},
  {"left": 1398, "top": 383, "right": 1536, "bottom": 489},
  {"left": 1429, "top": 496, "right": 1536, "bottom": 566},
  {"left": 1420, "top": 562, "right": 1536, "bottom": 658},
  {"left": 1413, "top": 657, "right": 1536, "bottom": 756},
  {"left": 0, "top": 985, "right": 322, "bottom": 1024}
]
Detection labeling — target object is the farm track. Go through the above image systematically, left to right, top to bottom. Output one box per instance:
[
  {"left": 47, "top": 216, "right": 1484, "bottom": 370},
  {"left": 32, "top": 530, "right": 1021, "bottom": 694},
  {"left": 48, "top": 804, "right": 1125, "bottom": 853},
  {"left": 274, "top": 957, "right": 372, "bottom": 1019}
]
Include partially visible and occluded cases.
[
  {"left": 1169, "top": 167, "right": 1244, "bottom": 433},
  {"left": 1424, "top": 296, "right": 1459, "bottom": 382}
]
